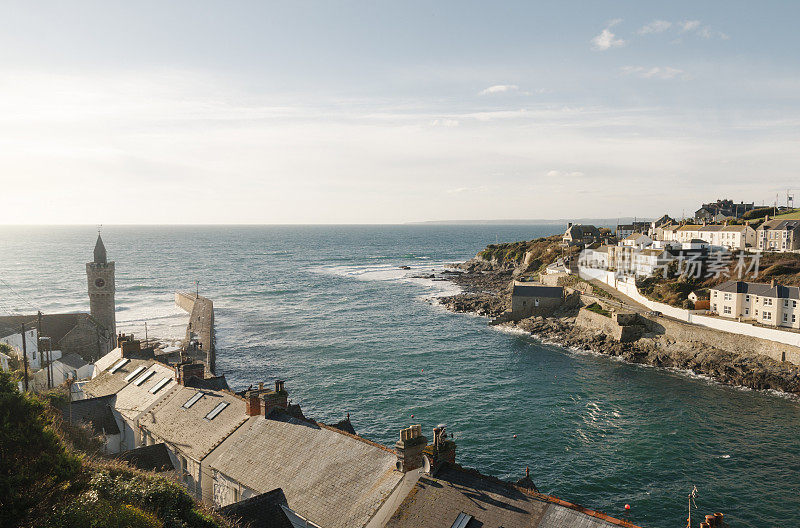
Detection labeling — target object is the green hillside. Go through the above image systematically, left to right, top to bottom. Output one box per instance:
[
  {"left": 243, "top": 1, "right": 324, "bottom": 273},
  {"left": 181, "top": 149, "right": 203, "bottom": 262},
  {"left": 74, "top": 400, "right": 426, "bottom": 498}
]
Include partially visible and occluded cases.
[{"left": 0, "top": 371, "right": 231, "bottom": 528}]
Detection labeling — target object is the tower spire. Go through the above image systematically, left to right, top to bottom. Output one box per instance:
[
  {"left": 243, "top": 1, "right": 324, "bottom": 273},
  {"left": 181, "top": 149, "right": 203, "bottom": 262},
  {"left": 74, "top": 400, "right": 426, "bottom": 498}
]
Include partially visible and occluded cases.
[{"left": 94, "top": 233, "right": 107, "bottom": 265}]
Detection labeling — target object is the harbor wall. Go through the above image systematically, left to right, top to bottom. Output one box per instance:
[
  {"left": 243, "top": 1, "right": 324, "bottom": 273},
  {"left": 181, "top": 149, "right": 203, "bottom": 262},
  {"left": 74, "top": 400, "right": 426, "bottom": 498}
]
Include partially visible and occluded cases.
[
  {"left": 578, "top": 267, "right": 800, "bottom": 365},
  {"left": 175, "top": 291, "right": 216, "bottom": 375}
]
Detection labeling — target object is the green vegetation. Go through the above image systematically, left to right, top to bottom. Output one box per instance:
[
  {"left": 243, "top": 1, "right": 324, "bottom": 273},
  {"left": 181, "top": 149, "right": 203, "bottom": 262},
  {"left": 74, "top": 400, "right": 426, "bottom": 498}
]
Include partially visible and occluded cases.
[
  {"left": 741, "top": 206, "right": 775, "bottom": 221},
  {"left": 774, "top": 208, "right": 800, "bottom": 220},
  {"left": 477, "top": 235, "right": 579, "bottom": 272},
  {"left": 638, "top": 252, "right": 800, "bottom": 307},
  {"left": 585, "top": 303, "right": 611, "bottom": 317},
  {"left": 0, "top": 371, "right": 230, "bottom": 528}
]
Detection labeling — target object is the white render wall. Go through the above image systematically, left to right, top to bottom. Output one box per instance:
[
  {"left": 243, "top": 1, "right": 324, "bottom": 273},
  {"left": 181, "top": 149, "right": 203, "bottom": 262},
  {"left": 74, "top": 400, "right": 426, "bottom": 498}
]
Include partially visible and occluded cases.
[{"left": 579, "top": 267, "right": 800, "bottom": 351}]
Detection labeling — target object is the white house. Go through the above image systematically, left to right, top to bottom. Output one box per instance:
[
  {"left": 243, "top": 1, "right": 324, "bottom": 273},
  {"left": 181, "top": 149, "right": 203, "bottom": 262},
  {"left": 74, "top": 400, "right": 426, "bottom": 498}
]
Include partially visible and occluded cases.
[
  {"left": 621, "top": 233, "right": 652, "bottom": 248},
  {"left": 710, "top": 280, "right": 800, "bottom": 329},
  {"left": 0, "top": 326, "right": 50, "bottom": 370},
  {"left": 32, "top": 353, "right": 94, "bottom": 392}
]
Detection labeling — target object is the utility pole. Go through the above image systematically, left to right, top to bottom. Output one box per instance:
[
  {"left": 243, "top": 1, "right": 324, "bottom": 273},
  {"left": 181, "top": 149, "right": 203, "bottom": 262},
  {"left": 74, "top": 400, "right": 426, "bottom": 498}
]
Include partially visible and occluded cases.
[
  {"left": 195, "top": 280, "right": 199, "bottom": 298},
  {"left": 144, "top": 322, "right": 148, "bottom": 346},
  {"left": 21, "top": 323, "right": 29, "bottom": 392}
]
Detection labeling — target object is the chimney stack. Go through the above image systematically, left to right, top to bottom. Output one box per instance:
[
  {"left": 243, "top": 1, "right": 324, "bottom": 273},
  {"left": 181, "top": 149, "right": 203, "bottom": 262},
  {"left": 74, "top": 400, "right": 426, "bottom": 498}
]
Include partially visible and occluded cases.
[
  {"left": 771, "top": 279, "right": 777, "bottom": 287},
  {"left": 119, "top": 334, "right": 141, "bottom": 358},
  {"left": 176, "top": 362, "right": 205, "bottom": 385},
  {"left": 263, "top": 380, "right": 288, "bottom": 416},
  {"left": 246, "top": 390, "right": 261, "bottom": 416},
  {"left": 395, "top": 424, "right": 427, "bottom": 472}
]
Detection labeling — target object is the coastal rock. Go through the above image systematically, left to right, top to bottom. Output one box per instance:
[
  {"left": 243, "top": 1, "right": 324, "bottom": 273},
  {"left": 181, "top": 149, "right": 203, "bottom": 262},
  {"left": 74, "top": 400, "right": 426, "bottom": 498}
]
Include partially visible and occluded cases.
[{"left": 436, "top": 258, "right": 800, "bottom": 396}]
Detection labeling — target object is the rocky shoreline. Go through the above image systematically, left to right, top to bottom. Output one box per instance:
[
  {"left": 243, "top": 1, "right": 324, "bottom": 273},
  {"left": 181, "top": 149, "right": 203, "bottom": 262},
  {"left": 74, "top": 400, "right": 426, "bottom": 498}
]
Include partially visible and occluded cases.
[{"left": 437, "top": 258, "right": 800, "bottom": 396}]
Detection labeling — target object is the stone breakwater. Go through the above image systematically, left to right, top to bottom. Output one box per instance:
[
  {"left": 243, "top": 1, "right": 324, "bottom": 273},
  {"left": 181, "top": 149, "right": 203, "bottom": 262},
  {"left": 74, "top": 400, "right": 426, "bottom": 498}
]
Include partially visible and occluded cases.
[{"left": 438, "top": 259, "right": 800, "bottom": 395}]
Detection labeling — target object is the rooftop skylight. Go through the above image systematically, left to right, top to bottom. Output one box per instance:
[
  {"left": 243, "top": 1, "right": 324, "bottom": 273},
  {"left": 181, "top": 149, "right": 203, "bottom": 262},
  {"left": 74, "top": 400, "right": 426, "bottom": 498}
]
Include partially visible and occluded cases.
[
  {"left": 109, "top": 358, "right": 130, "bottom": 374},
  {"left": 124, "top": 365, "right": 146, "bottom": 382},
  {"left": 133, "top": 370, "right": 155, "bottom": 386},
  {"left": 149, "top": 377, "right": 171, "bottom": 394},
  {"left": 183, "top": 391, "right": 204, "bottom": 409},
  {"left": 204, "top": 402, "right": 229, "bottom": 420}
]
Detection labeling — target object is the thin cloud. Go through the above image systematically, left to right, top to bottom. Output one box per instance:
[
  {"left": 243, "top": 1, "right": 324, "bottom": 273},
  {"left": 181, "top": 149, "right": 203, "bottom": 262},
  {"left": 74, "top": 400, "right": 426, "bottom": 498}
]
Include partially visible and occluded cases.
[
  {"left": 638, "top": 20, "right": 672, "bottom": 35},
  {"left": 679, "top": 20, "right": 702, "bottom": 32},
  {"left": 592, "top": 21, "right": 625, "bottom": 51},
  {"left": 621, "top": 66, "right": 686, "bottom": 80},
  {"left": 479, "top": 84, "right": 519, "bottom": 95},
  {"left": 546, "top": 170, "right": 585, "bottom": 178}
]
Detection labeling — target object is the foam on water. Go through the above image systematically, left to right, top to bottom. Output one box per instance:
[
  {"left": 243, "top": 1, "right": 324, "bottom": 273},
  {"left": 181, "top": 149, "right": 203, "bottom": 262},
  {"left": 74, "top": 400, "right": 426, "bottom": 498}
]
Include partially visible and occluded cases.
[{"left": 1, "top": 225, "right": 799, "bottom": 528}]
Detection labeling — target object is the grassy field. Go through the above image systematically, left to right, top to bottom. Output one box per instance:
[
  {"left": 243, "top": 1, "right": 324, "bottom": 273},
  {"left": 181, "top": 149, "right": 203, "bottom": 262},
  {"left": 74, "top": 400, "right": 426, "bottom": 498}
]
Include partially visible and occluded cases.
[{"left": 774, "top": 208, "right": 800, "bottom": 219}]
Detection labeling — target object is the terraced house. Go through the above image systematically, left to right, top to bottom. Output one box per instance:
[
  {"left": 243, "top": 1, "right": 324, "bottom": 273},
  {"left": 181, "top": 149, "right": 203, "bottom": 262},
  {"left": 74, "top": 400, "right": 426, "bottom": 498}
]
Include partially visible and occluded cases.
[
  {"left": 756, "top": 218, "right": 800, "bottom": 252},
  {"left": 710, "top": 280, "right": 800, "bottom": 329},
  {"left": 69, "top": 338, "right": 645, "bottom": 528}
]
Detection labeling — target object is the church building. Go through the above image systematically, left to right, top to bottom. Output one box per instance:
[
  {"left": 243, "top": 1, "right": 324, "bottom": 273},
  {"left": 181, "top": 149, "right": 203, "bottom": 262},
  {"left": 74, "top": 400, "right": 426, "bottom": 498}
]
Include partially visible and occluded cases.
[{"left": 0, "top": 234, "right": 117, "bottom": 365}]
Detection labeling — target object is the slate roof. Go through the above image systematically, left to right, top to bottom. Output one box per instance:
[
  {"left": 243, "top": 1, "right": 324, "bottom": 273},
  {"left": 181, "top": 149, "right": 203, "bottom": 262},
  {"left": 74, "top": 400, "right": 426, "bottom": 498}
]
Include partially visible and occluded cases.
[
  {"left": 758, "top": 219, "right": 800, "bottom": 231},
  {"left": 565, "top": 225, "right": 601, "bottom": 240},
  {"left": 677, "top": 225, "right": 703, "bottom": 231},
  {"left": 698, "top": 225, "right": 750, "bottom": 232},
  {"left": 622, "top": 233, "right": 648, "bottom": 241},
  {"left": 712, "top": 280, "right": 800, "bottom": 299},
  {"left": 512, "top": 284, "right": 563, "bottom": 298},
  {"left": 0, "top": 313, "right": 105, "bottom": 347},
  {"left": 93, "top": 347, "right": 123, "bottom": 373},
  {"left": 60, "top": 352, "right": 88, "bottom": 370},
  {"left": 83, "top": 358, "right": 152, "bottom": 398},
  {"left": 83, "top": 359, "right": 177, "bottom": 421},
  {"left": 113, "top": 362, "right": 177, "bottom": 421},
  {"left": 184, "top": 374, "right": 231, "bottom": 391},
  {"left": 137, "top": 385, "right": 248, "bottom": 461},
  {"left": 61, "top": 394, "right": 120, "bottom": 435},
  {"left": 206, "top": 414, "right": 402, "bottom": 528},
  {"left": 116, "top": 443, "right": 175, "bottom": 473},
  {"left": 384, "top": 465, "right": 638, "bottom": 528},
  {"left": 219, "top": 488, "right": 294, "bottom": 528}
]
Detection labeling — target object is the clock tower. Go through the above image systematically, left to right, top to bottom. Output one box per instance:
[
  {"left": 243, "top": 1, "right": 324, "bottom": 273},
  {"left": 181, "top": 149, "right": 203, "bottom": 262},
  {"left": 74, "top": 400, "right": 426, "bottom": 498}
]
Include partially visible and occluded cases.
[{"left": 86, "top": 234, "right": 116, "bottom": 341}]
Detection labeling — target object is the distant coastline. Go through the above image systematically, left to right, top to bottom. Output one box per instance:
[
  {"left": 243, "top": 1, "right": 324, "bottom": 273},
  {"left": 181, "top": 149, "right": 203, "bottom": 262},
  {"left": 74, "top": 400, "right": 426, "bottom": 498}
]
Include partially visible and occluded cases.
[{"left": 406, "top": 218, "right": 632, "bottom": 226}]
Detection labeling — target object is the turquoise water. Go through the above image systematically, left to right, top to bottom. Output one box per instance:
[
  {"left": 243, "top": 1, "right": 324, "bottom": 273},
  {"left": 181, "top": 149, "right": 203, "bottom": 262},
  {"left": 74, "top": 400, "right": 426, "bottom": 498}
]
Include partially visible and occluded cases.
[{"left": 1, "top": 225, "right": 798, "bottom": 527}]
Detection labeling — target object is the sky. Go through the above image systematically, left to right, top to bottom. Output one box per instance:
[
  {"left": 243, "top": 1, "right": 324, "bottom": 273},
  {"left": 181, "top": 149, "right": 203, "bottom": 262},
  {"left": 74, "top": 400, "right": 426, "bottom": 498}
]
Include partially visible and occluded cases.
[{"left": 1, "top": 1, "right": 799, "bottom": 224}]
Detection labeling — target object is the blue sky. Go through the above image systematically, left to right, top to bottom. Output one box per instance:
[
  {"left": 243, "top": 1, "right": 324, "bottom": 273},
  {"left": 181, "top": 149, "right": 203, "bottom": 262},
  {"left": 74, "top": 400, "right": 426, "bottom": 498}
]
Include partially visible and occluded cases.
[{"left": 1, "top": 1, "right": 798, "bottom": 223}]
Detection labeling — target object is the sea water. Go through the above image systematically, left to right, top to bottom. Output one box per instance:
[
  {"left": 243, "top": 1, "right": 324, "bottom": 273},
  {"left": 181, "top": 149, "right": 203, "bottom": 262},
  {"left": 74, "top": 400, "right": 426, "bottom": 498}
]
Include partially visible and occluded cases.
[{"left": 1, "top": 225, "right": 798, "bottom": 527}]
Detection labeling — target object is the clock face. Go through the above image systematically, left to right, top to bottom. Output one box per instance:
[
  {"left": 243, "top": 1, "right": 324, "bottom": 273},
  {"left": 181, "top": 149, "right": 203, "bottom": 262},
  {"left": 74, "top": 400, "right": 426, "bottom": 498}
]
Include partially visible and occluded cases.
[{"left": 94, "top": 278, "right": 106, "bottom": 288}]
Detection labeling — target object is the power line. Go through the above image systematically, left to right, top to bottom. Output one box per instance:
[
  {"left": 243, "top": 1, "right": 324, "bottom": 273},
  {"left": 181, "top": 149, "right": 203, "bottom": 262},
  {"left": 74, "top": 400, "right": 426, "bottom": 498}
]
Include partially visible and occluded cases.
[{"left": 0, "top": 275, "right": 41, "bottom": 313}]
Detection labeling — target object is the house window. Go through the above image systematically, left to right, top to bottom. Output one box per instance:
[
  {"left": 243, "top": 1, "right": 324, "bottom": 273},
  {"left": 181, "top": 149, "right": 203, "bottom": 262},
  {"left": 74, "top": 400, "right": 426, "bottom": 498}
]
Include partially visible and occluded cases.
[
  {"left": 712, "top": 291, "right": 718, "bottom": 298},
  {"left": 724, "top": 293, "right": 732, "bottom": 301},
  {"left": 745, "top": 295, "right": 750, "bottom": 302},
  {"left": 764, "top": 298, "right": 773, "bottom": 306},
  {"left": 785, "top": 300, "right": 790, "bottom": 307},
  {"left": 794, "top": 301, "right": 798, "bottom": 308},
  {"left": 712, "top": 304, "right": 717, "bottom": 312},
  {"left": 723, "top": 306, "right": 731, "bottom": 314},
  {"left": 745, "top": 308, "right": 749, "bottom": 315},
  {"left": 763, "top": 312, "right": 772, "bottom": 321},
  {"left": 783, "top": 313, "right": 788, "bottom": 322},
  {"left": 793, "top": 315, "right": 797, "bottom": 323}
]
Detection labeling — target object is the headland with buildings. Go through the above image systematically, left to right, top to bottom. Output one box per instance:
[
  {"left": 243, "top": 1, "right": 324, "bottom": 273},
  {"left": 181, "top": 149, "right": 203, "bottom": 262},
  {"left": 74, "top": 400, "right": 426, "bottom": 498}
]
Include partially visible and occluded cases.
[{"left": 438, "top": 198, "right": 800, "bottom": 395}]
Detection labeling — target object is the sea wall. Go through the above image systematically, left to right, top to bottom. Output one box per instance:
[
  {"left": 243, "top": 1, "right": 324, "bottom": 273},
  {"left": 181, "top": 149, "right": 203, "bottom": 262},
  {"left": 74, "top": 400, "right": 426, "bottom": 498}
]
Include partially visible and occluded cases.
[
  {"left": 579, "top": 267, "right": 800, "bottom": 358},
  {"left": 175, "top": 291, "right": 216, "bottom": 375},
  {"left": 575, "top": 308, "right": 642, "bottom": 343},
  {"left": 640, "top": 314, "right": 800, "bottom": 365}
]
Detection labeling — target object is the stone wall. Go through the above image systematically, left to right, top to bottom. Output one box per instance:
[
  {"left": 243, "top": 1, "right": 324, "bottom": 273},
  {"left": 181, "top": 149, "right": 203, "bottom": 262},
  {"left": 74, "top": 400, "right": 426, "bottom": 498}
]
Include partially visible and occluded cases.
[
  {"left": 175, "top": 292, "right": 216, "bottom": 375},
  {"left": 575, "top": 308, "right": 642, "bottom": 342},
  {"left": 641, "top": 314, "right": 800, "bottom": 365}
]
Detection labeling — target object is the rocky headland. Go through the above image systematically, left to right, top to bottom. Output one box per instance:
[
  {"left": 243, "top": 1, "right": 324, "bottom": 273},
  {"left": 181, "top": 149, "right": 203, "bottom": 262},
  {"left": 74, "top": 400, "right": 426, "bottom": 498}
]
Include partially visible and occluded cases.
[{"left": 437, "top": 241, "right": 800, "bottom": 395}]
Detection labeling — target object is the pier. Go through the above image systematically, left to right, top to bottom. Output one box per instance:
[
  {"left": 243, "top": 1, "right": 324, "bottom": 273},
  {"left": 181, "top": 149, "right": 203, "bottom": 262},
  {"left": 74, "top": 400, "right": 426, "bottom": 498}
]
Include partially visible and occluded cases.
[{"left": 175, "top": 291, "right": 216, "bottom": 375}]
